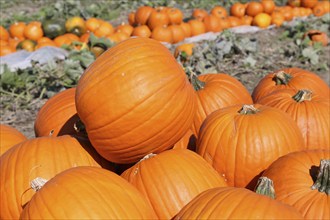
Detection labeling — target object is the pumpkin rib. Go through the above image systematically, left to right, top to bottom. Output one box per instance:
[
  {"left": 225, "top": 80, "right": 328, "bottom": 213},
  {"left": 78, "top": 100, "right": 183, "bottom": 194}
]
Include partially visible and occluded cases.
[
  {"left": 88, "top": 69, "right": 186, "bottom": 133},
  {"left": 92, "top": 81, "right": 191, "bottom": 147}
]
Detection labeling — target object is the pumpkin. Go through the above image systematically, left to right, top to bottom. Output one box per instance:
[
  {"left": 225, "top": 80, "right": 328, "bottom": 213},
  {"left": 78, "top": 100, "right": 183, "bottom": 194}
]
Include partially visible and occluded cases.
[
  {"left": 261, "top": 0, "right": 276, "bottom": 14},
  {"left": 301, "top": 0, "right": 318, "bottom": 8},
  {"left": 230, "top": 2, "right": 246, "bottom": 18},
  {"left": 246, "top": 2, "right": 264, "bottom": 17},
  {"left": 135, "top": 6, "right": 155, "bottom": 25},
  {"left": 210, "top": 6, "right": 228, "bottom": 19},
  {"left": 167, "top": 7, "right": 183, "bottom": 25},
  {"left": 147, "top": 8, "right": 170, "bottom": 30},
  {"left": 192, "top": 9, "right": 208, "bottom": 21},
  {"left": 128, "top": 11, "right": 136, "bottom": 26},
  {"left": 271, "top": 11, "right": 285, "bottom": 27},
  {"left": 252, "top": 12, "right": 272, "bottom": 28},
  {"left": 203, "top": 15, "right": 223, "bottom": 33},
  {"left": 65, "top": 16, "right": 86, "bottom": 37},
  {"left": 42, "top": 19, "right": 66, "bottom": 39},
  {"left": 188, "top": 19, "right": 206, "bottom": 36},
  {"left": 179, "top": 22, "right": 192, "bottom": 38},
  {"left": 115, "top": 23, "right": 134, "bottom": 36},
  {"left": 168, "top": 24, "right": 185, "bottom": 44},
  {"left": 131, "top": 25, "right": 151, "bottom": 38},
  {"left": 150, "top": 25, "right": 173, "bottom": 43},
  {"left": 303, "top": 30, "right": 329, "bottom": 46},
  {"left": 75, "top": 37, "right": 196, "bottom": 164},
  {"left": 174, "top": 43, "right": 195, "bottom": 58},
  {"left": 252, "top": 67, "right": 330, "bottom": 102},
  {"left": 189, "top": 73, "right": 253, "bottom": 136},
  {"left": 34, "top": 88, "right": 84, "bottom": 137},
  {"left": 257, "top": 89, "right": 330, "bottom": 150},
  {"left": 197, "top": 104, "right": 305, "bottom": 189},
  {"left": 0, "top": 124, "right": 27, "bottom": 155},
  {"left": 0, "top": 135, "right": 113, "bottom": 220},
  {"left": 121, "top": 149, "right": 228, "bottom": 219},
  {"left": 262, "top": 149, "right": 330, "bottom": 219},
  {"left": 20, "top": 166, "right": 157, "bottom": 219},
  {"left": 173, "top": 187, "right": 304, "bottom": 219}
]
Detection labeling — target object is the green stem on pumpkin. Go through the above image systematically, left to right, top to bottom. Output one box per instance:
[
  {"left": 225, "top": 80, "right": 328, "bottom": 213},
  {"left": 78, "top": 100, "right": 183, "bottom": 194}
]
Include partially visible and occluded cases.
[
  {"left": 185, "top": 67, "right": 205, "bottom": 91},
  {"left": 273, "top": 71, "right": 293, "bottom": 85},
  {"left": 292, "top": 89, "right": 313, "bottom": 103},
  {"left": 238, "top": 104, "right": 260, "bottom": 115},
  {"left": 311, "top": 159, "right": 330, "bottom": 195},
  {"left": 255, "top": 177, "right": 276, "bottom": 199}
]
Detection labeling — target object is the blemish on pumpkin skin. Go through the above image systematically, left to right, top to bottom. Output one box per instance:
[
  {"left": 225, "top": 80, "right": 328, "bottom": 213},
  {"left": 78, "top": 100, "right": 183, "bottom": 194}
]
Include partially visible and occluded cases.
[{"left": 121, "top": 72, "right": 125, "bottom": 77}]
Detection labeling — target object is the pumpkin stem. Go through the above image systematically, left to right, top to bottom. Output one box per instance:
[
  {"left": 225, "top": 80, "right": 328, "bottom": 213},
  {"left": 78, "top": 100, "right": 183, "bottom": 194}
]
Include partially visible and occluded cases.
[
  {"left": 185, "top": 67, "right": 205, "bottom": 91},
  {"left": 273, "top": 71, "right": 293, "bottom": 85},
  {"left": 292, "top": 89, "right": 313, "bottom": 102},
  {"left": 238, "top": 104, "right": 260, "bottom": 115},
  {"left": 311, "top": 159, "right": 330, "bottom": 195},
  {"left": 30, "top": 177, "right": 48, "bottom": 192},
  {"left": 255, "top": 177, "right": 276, "bottom": 199}
]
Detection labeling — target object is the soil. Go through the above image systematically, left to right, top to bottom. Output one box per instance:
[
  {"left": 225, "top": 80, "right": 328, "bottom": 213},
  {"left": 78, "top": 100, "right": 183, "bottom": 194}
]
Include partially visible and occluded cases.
[{"left": 1, "top": 6, "right": 329, "bottom": 139}]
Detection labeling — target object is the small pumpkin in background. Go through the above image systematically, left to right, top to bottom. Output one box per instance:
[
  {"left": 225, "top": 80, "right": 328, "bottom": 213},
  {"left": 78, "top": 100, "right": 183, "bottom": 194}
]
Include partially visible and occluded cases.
[
  {"left": 261, "top": 0, "right": 276, "bottom": 14},
  {"left": 246, "top": 1, "right": 264, "bottom": 17},
  {"left": 230, "top": 2, "right": 246, "bottom": 18},
  {"left": 134, "top": 5, "right": 155, "bottom": 25},
  {"left": 210, "top": 6, "right": 228, "bottom": 19},
  {"left": 167, "top": 7, "right": 183, "bottom": 25},
  {"left": 147, "top": 8, "right": 170, "bottom": 30},
  {"left": 192, "top": 8, "right": 208, "bottom": 21},
  {"left": 252, "top": 12, "right": 272, "bottom": 28},
  {"left": 203, "top": 14, "right": 223, "bottom": 33},
  {"left": 65, "top": 16, "right": 87, "bottom": 37},
  {"left": 42, "top": 19, "right": 66, "bottom": 39},
  {"left": 188, "top": 19, "right": 206, "bottom": 36},
  {"left": 9, "top": 22, "right": 26, "bottom": 40},
  {"left": 179, "top": 22, "right": 192, "bottom": 38},
  {"left": 168, "top": 24, "right": 185, "bottom": 44},
  {"left": 0, "top": 25, "right": 9, "bottom": 41},
  {"left": 131, "top": 25, "right": 152, "bottom": 38},
  {"left": 151, "top": 25, "right": 173, "bottom": 43},
  {"left": 303, "top": 30, "right": 329, "bottom": 46},
  {"left": 16, "top": 39, "right": 37, "bottom": 52},
  {"left": 174, "top": 43, "right": 195, "bottom": 58},
  {"left": 257, "top": 89, "right": 329, "bottom": 150},
  {"left": 197, "top": 104, "right": 305, "bottom": 189},
  {"left": 0, "top": 124, "right": 27, "bottom": 155},
  {"left": 121, "top": 149, "right": 228, "bottom": 219},
  {"left": 262, "top": 149, "right": 330, "bottom": 219},
  {"left": 20, "top": 166, "right": 157, "bottom": 219},
  {"left": 173, "top": 187, "right": 304, "bottom": 219}
]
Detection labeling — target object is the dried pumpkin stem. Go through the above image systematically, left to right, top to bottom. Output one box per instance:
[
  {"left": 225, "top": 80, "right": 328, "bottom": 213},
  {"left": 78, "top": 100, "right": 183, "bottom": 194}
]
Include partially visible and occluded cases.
[
  {"left": 185, "top": 67, "right": 205, "bottom": 91},
  {"left": 273, "top": 71, "right": 293, "bottom": 85},
  {"left": 292, "top": 89, "right": 312, "bottom": 102},
  {"left": 238, "top": 104, "right": 260, "bottom": 115},
  {"left": 311, "top": 159, "right": 330, "bottom": 195},
  {"left": 30, "top": 177, "right": 48, "bottom": 192},
  {"left": 255, "top": 177, "right": 276, "bottom": 199}
]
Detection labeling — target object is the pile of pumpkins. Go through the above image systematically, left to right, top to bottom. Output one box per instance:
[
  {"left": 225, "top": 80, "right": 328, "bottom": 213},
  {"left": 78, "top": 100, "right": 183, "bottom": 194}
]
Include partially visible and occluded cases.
[
  {"left": 1, "top": 0, "right": 330, "bottom": 57},
  {"left": 1, "top": 37, "right": 329, "bottom": 219}
]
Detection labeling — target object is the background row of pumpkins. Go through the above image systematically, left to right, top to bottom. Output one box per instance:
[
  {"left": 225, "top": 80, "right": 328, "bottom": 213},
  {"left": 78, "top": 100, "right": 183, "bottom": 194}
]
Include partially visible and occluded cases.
[
  {"left": 1, "top": 0, "right": 330, "bottom": 56},
  {"left": 1, "top": 37, "right": 329, "bottom": 219}
]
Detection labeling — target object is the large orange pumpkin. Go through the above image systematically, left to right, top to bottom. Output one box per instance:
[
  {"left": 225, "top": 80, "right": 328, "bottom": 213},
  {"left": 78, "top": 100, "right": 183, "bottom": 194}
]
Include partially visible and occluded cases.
[
  {"left": 75, "top": 37, "right": 196, "bottom": 164},
  {"left": 252, "top": 67, "right": 330, "bottom": 102},
  {"left": 190, "top": 73, "right": 253, "bottom": 136},
  {"left": 34, "top": 88, "right": 84, "bottom": 137},
  {"left": 257, "top": 89, "right": 330, "bottom": 150},
  {"left": 197, "top": 104, "right": 305, "bottom": 189},
  {"left": 0, "top": 124, "right": 27, "bottom": 155},
  {"left": 0, "top": 135, "right": 113, "bottom": 220},
  {"left": 121, "top": 149, "right": 228, "bottom": 219},
  {"left": 262, "top": 149, "right": 330, "bottom": 219},
  {"left": 20, "top": 166, "right": 157, "bottom": 219},
  {"left": 173, "top": 187, "right": 304, "bottom": 219}
]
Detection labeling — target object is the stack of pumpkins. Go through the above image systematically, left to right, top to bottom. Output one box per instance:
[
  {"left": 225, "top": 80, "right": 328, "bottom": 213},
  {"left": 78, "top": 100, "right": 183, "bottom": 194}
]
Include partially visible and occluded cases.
[{"left": 0, "top": 37, "right": 329, "bottom": 219}]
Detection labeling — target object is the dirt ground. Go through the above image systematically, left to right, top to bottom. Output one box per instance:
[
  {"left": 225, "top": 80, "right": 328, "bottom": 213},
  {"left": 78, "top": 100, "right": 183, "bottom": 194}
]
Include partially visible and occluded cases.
[{"left": 1, "top": 14, "right": 329, "bottom": 139}]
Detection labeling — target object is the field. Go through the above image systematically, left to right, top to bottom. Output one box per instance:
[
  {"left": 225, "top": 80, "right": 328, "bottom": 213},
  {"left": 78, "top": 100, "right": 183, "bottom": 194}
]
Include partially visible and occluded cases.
[{"left": 1, "top": 1, "right": 329, "bottom": 139}]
